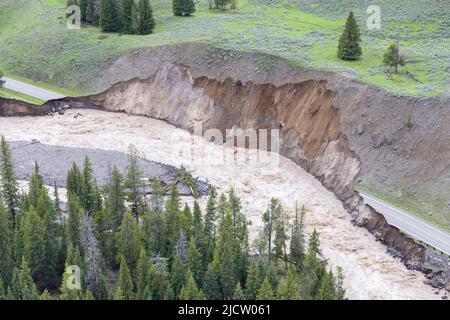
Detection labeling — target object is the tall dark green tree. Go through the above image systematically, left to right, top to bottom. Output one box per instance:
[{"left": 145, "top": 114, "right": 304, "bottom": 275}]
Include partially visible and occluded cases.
[
  {"left": 100, "top": 0, "right": 121, "bottom": 32},
  {"left": 120, "top": 0, "right": 134, "bottom": 34},
  {"left": 138, "top": 0, "right": 155, "bottom": 35},
  {"left": 180, "top": 0, "right": 195, "bottom": 16},
  {"left": 337, "top": 11, "right": 362, "bottom": 61},
  {"left": 0, "top": 137, "right": 19, "bottom": 227},
  {"left": 124, "top": 145, "right": 144, "bottom": 220},
  {"left": 0, "top": 200, "right": 12, "bottom": 285},
  {"left": 290, "top": 204, "right": 306, "bottom": 271},
  {"left": 116, "top": 211, "right": 141, "bottom": 271},
  {"left": 115, "top": 256, "right": 134, "bottom": 300},
  {"left": 9, "top": 257, "right": 39, "bottom": 300},
  {"left": 202, "top": 263, "right": 221, "bottom": 300},
  {"left": 179, "top": 269, "right": 204, "bottom": 300},
  {"left": 256, "top": 277, "right": 274, "bottom": 300}
]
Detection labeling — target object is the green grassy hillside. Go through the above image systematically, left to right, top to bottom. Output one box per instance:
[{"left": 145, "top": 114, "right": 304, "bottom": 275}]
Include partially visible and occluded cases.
[{"left": 0, "top": 0, "right": 448, "bottom": 96}]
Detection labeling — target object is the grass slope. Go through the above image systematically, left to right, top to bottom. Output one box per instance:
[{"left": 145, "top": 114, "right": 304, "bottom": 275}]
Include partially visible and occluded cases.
[{"left": 0, "top": 0, "right": 448, "bottom": 96}]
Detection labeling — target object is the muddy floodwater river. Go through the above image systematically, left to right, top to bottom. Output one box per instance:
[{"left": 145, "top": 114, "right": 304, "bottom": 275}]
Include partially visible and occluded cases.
[{"left": 0, "top": 109, "right": 437, "bottom": 300}]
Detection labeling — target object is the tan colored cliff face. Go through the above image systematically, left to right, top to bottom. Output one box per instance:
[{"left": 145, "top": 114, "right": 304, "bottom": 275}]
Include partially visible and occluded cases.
[{"left": 83, "top": 62, "right": 361, "bottom": 201}]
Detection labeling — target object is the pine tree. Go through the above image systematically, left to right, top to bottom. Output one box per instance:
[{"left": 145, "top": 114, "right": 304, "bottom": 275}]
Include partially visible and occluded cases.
[
  {"left": 79, "top": 0, "right": 89, "bottom": 22},
  {"left": 100, "top": 0, "right": 121, "bottom": 32},
  {"left": 120, "top": 0, "right": 134, "bottom": 34},
  {"left": 138, "top": 0, "right": 155, "bottom": 35},
  {"left": 172, "top": 0, "right": 181, "bottom": 16},
  {"left": 179, "top": 0, "right": 195, "bottom": 16},
  {"left": 337, "top": 11, "right": 362, "bottom": 61},
  {"left": 0, "top": 137, "right": 19, "bottom": 227},
  {"left": 124, "top": 145, "right": 144, "bottom": 220},
  {"left": 81, "top": 156, "right": 96, "bottom": 214},
  {"left": 67, "top": 162, "right": 83, "bottom": 198},
  {"left": 105, "top": 166, "right": 125, "bottom": 232},
  {"left": 164, "top": 184, "right": 182, "bottom": 258},
  {"left": 203, "top": 187, "right": 217, "bottom": 265},
  {"left": 66, "top": 192, "right": 82, "bottom": 249},
  {"left": 263, "top": 198, "right": 278, "bottom": 265},
  {"left": 0, "top": 200, "right": 12, "bottom": 286},
  {"left": 273, "top": 202, "right": 288, "bottom": 269},
  {"left": 290, "top": 204, "right": 306, "bottom": 271},
  {"left": 22, "top": 207, "right": 47, "bottom": 289},
  {"left": 116, "top": 212, "right": 141, "bottom": 271},
  {"left": 212, "top": 212, "right": 236, "bottom": 299},
  {"left": 301, "top": 229, "right": 324, "bottom": 299},
  {"left": 187, "top": 237, "right": 202, "bottom": 286},
  {"left": 136, "top": 247, "right": 150, "bottom": 299},
  {"left": 170, "top": 252, "right": 186, "bottom": 299},
  {"left": 116, "top": 257, "right": 134, "bottom": 299},
  {"left": 148, "top": 257, "right": 169, "bottom": 300},
  {"left": 10, "top": 258, "right": 39, "bottom": 300},
  {"left": 59, "top": 258, "right": 83, "bottom": 300},
  {"left": 244, "top": 259, "right": 263, "bottom": 300},
  {"left": 202, "top": 263, "right": 221, "bottom": 300},
  {"left": 335, "top": 266, "right": 346, "bottom": 300},
  {"left": 277, "top": 267, "right": 300, "bottom": 300},
  {"left": 179, "top": 269, "right": 204, "bottom": 300},
  {"left": 316, "top": 270, "right": 335, "bottom": 300},
  {"left": 256, "top": 277, "right": 274, "bottom": 300},
  {"left": 232, "top": 281, "right": 246, "bottom": 300}
]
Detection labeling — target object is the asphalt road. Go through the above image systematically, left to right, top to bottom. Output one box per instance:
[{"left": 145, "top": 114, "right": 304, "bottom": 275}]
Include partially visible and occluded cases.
[
  {"left": 2, "top": 77, "right": 65, "bottom": 101},
  {"left": 361, "top": 193, "right": 450, "bottom": 255}
]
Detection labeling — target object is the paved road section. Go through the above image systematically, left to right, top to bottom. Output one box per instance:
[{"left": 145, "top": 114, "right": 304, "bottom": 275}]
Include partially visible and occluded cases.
[
  {"left": 2, "top": 77, "right": 65, "bottom": 101},
  {"left": 362, "top": 193, "right": 450, "bottom": 255}
]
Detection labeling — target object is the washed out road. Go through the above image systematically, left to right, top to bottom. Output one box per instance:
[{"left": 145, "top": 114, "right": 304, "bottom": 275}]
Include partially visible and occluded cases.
[
  {"left": 2, "top": 77, "right": 65, "bottom": 101},
  {"left": 361, "top": 193, "right": 450, "bottom": 255}
]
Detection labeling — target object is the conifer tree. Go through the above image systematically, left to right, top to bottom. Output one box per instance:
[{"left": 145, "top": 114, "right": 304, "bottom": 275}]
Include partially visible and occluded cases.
[
  {"left": 100, "top": 0, "right": 121, "bottom": 32},
  {"left": 120, "top": 0, "right": 134, "bottom": 34},
  {"left": 138, "top": 0, "right": 155, "bottom": 35},
  {"left": 172, "top": 0, "right": 181, "bottom": 16},
  {"left": 180, "top": 0, "right": 195, "bottom": 16},
  {"left": 337, "top": 11, "right": 362, "bottom": 61},
  {"left": 0, "top": 137, "right": 19, "bottom": 226},
  {"left": 124, "top": 145, "right": 144, "bottom": 220},
  {"left": 81, "top": 156, "right": 96, "bottom": 214},
  {"left": 67, "top": 162, "right": 83, "bottom": 198},
  {"left": 105, "top": 166, "right": 125, "bottom": 232},
  {"left": 165, "top": 184, "right": 182, "bottom": 258},
  {"left": 203, "top": 187, "right": 217, "bottom": 265},
  {"left": 66, "top": 192, "right": 82, "bottom": 249},
  {"left": 0, "top": 200, "right": 12, "bottom": 286},
  {"left": 274, "top": 202, "right": 288, "bottom": 269},
  {"left": 180, "top": 204, "right": 192, "bottom": 239},
  {"left": 290, "top": 204, "right": 306, "bottom": 271},
  {"left": 22, "top": 207, "right": 48, "bottom": 288},
  {"left": 212, "top": 211, "right": 237, "bottom": 299},
  {"left": 116, "top": 212, "right": 141, "bottom": 271},
  {"left": 301, "top": 229, "right": 324, "bottom": 298},
  {"left": 187, "top": 237, "right": 202, "bottom": 286},
  {"left": 136, "top": 247, "right": 150, "bottom": 299},
  {"left": 170, "top": 252, "right": 186, "bottom": 299},
  {"left": 116, "top": 257, "right": 134, "bottom": 299},
  {"left": 148, "top": 257, "right": 169, "bottom": 300},
  {"left": 10, "top": 258, "right": 39, "bottom": 300},
  {"left": 244, "top": 259, "right": 263, "bottom": 299},
  {"left": 202, "top": 263, "right": 221, "bottom": 300},
  {"left": 335, "top": 266, "right": 346, "bottom": 300},
  {"left": 277, "top": 267, "right": 300, "bottom": 300},
  {"left": 179, "top": 269, "right": 204, "bottom": 300},
  {"left": 316, "top": 270, "right": 335, "bottom": 300},
  {"left": 256, "top": 277, "right": 274, "bottom": 300},
  {"left": 232, "top": 281, "right": 246, "bottom": 300}
]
